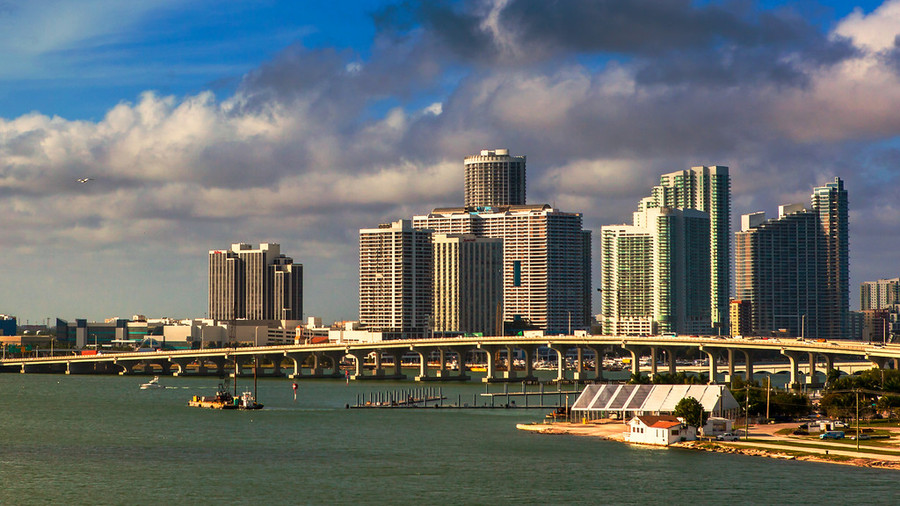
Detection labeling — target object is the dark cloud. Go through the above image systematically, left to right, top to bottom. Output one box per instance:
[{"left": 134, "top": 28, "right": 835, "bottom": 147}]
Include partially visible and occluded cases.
[{"left": 375, "top": 0, "right": 857, "bottom": 86}]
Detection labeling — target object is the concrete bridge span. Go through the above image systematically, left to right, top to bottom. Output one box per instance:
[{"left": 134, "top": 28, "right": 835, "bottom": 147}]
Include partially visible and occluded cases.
[{"left": 3, "top": 335, "right": 898, "bottom": 387}]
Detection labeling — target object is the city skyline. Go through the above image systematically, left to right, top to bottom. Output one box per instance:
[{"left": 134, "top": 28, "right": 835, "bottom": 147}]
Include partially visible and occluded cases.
[{"left": 2, "top": 1, "right": 900, "bottom": 324}]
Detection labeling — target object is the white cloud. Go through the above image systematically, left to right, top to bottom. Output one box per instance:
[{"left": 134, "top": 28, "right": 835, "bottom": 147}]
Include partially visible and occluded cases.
[{"left": 835, "top": 0, "right": 900, "bottom": 52}]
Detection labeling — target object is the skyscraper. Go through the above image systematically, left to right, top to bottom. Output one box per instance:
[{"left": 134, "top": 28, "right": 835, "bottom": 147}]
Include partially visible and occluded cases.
[
  {"left": 464, "top": 149, "right": 526, "bottom": 208},
  {"left": 637, "top": 166, "right": 731, "bottom": 332},
  {"left": 812, "top": 177, "right": 849, "bottom": 339},
  {"left": 735, "top": 179, "right": 849, "bottom": 340},
  {"left": 414, "top": 205, "right": 590, "bottom": 334},
  {"left": 735, "top": 205, "right": 823, "bottom": 338},
  {"left": 601, "top": 207, "right": 711, "bottom": 335},
  {"left": 359, "top": 220, "right": 433, "bottom": 338},
  {"left": 432, "top": 233, "right": 503, "bottom": 335},
  {"left": 208, "top": 243, "right": 303, "bottom": 321},
  {"left": 861, "top": 278, "right": 900, "bottom": 310}
]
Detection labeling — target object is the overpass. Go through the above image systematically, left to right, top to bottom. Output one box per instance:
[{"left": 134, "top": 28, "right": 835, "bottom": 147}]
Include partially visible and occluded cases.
[{"left": 2, "top": 335, "right": 898, "bottom": 387}]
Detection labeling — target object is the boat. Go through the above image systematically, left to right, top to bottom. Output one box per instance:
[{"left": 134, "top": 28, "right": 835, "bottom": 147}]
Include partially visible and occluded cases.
[
  {"left": 189, "top": 357, "right": 263, "bottom": 410},
  {"left": 140, "top": 376, "right": 163, "bottom": 390}
]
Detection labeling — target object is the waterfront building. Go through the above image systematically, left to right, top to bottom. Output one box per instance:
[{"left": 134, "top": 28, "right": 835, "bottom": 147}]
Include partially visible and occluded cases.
[
  {"left": 464, "top": 148, "right": 526, "bottom": 208},
  {"left": 635, "top": 166, "right": 731, "bottom": 333},
  {"left": 812, "top": 178, "right": 849, "bottom": 340},
  {"left": 735, "top": 179, "right": 849, "bottom": 340},
  {"left": 413, "top": 204, "right": 590, "bottom": 334},
  {"left": 600, "top": 207, "right": 711, "bottom": 336},
  {"left": 359, "top": 220, "right": 433, "bottom": 339},
  {"left": 432, "top": 234, "right": 504, "bottom": 335},
  {"left": 208, "top": 243, "right": 303, "bottom": 321},
  {"left": 861, "top": 278, "right": 900, "bottom": 310},
  {"left": 729, "top": 299, "right": 752, "bottom": 337},
  {"left": 625, "top": 416, "right": 697, "bottom": 446}
]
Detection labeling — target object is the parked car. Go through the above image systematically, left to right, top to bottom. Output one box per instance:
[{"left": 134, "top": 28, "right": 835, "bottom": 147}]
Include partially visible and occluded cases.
[
  {"left": 820, "top": 431, "right": 845, "bottom": 440},
  {"left": 717, "top": 433, "right": 740, "bottom": 441}
]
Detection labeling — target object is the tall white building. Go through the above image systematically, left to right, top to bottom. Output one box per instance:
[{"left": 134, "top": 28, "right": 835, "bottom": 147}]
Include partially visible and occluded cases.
[
  {"left": 464, "top": 149, "right": 526, "bottom": 208},
  {"left": 638, "top": 166, "right": 731, "bottom": 333},
  {"left": 414, "top": 204, "right": 591, "bottom": 334},
  {"left": 601, "top": 207, "right": 711, "bottom": 336},
  {"left": 359, "top": 220, "right": 433, "bottom": 338},
  {"left": 432, "top": 234, "right": 504, "bottom": 335},
  {"left": 208, "top": 243, "right": 302, "bottom": 321},
  {"left": 861, "top": 278, "right": 900, "bottom": 310}
]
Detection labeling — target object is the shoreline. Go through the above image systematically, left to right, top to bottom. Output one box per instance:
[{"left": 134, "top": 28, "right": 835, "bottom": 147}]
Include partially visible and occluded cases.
[{"left": 516, "top": 421, "right": 900, "bottom": 470}]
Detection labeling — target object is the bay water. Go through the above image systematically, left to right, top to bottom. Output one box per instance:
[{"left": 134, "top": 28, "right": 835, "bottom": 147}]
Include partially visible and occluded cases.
[{"left": 1, "top": 373, "right": 897, "bottom": 505}]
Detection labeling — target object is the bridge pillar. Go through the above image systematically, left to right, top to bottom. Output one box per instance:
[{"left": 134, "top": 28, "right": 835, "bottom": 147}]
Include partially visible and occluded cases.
[
  {"left": 548, "top": 343, "right": 570, "bottom": 382},
  {"left": 477, "top": 344, "right": 499, "bottom": 383},
  {"left": 517, "top": 344, "right": 538, "bottom": 382},
  {"left": 503, "top": 345, "right": 519, "bottom": 380},
  {"left": 584, "top": 345, "right": 603, "bottom": 381},
  {"left": 622, "top": 345, "right": 641, "bottom": 379},
  {"left": 411, "top": 346, "right": 429, "bottom": 381},
  {"left": 572, "top": 346, "right": 585, "bottom": 381},
  {"left": 698, "top": 346, "right": 718, "bottom": 384},
  {"left": 448, "top": 347, "right": 471, "bottom": 381},
  {"left": 648, "top": 347, "right": 659, "bottom": 380},
  {"left": 665, "top": 348, "right": 677, "bottom": 375},
  {"left": 385, "top": 349, "right": 406, "bottom": 379},
  {"left": 724, "top": 349, "right": 736, "bottom": 383},
  {"left": 741, "top": 349, "right": 754, "bottom": 382},
  {"left": 347, "top": 350, "right": 367, "bottom": 379},
  {"left": 781, "top": 350, "right": 803, "bottom": 390},
  {"left": 322, "top": 351, "right": 345, "bottom": 378},
  {"left": 285, "top": 352, "right": 310, "bottom": 379},
  {"left": 806, "top": 353, "right": 822, "bottom": 387},
  {"left": 265, "top": 354, "right": 283, "bottom": 377},
  {"left": 868, "top": 355, "right": 887, "bottom": 370},
  {"left": 169, "top": 357, "right": 192, "bottom": 376},
  {"left": 207, "top": 357, "right": 226, "bottom": 376},
  {"left": 115, "top": 360, "right": 136, "bottom": 375}
]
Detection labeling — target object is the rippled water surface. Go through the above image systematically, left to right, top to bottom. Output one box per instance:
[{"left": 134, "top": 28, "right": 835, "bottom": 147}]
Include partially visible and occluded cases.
[{"left": 1, "top": 374, "right": 896, "bottom": 505}]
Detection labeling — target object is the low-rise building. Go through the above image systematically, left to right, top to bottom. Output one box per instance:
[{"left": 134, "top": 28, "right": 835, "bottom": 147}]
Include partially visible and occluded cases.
[{"left": 624, "top": 415, "right": 696, "bottom": 446}]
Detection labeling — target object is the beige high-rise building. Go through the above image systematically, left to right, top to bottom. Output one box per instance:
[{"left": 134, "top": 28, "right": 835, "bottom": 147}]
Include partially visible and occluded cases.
[
  {"left": 464, "top": 149, "right": 526, "bottom": 208},
  {"left": 414, "top": 204, "right": 590, "bottom": 334},
  {"left": 359, "top": 220, "right": 433, "bottom": 338},
  {"left": 432, "top": 234, "right": 503, "bottom": 335},
  {"left": 208, "top": 243, "right": 302, "bottom": 321}
]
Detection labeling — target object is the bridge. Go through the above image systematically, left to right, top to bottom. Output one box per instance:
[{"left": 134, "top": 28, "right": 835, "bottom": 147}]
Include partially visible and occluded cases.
[{"left": 2, "top": 335, "right": 898, "bottom": 387}]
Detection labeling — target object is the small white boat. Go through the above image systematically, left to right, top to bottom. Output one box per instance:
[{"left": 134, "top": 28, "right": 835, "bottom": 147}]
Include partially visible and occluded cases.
[{"left": 140, "top": 376, "right": 163, "bottom": 390}]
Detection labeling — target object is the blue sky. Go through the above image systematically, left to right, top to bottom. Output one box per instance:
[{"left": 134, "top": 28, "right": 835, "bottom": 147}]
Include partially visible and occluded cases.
[{"left": 2, "top": 0, "right": 900, "bottom": 325}]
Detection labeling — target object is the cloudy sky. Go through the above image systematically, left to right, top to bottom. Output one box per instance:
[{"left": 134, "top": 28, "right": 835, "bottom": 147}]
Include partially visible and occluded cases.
[{"left": 1, "top": 0, "right": 898, "bottom": 325}]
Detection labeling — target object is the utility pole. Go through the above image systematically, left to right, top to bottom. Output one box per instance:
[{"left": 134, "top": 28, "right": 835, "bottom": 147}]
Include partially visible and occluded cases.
[
  {"left": 766, "top": 376, "right": 771, "bottom": 420},
  {"left": 745, "top": 384, "right": 751, "bottom": 441},
  {"left": 856, "top": 388, "right": 860, "bottom": 452}
]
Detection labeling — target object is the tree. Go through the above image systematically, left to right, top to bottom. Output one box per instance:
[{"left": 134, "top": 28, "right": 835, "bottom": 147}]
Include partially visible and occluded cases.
[{"left": 674, "top": 396, "right": 706, "bottom": 428}]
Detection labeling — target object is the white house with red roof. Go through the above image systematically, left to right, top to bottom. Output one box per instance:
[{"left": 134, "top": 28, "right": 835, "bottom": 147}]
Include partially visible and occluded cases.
[{"left": 624, "top": 415, "right": 697, "bottom": 446}]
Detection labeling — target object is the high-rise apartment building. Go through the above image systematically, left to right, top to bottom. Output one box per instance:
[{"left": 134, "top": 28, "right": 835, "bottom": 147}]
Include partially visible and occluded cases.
[
  {"left": 464, "top": 149, "right": 526, "bottom": 208},
  {"left": 637, "top": 166, "right": 731, "bottom": 333},
  {"left": 812, "top": 177, "right": 849, "bottom": 339},
  {"left": 735, "top": 179, "right": 849, "bottom": 340},
  {"left": 414, "top": 205, "right": 590, "bottom": 334},
  {"left": 600, "top": 207, "right": 711, "bottom": 335},
  {"left": 359, "top": 220, "right": 433, "bottom": 338},
  {"left": 432, "top": 234, "right": 504, "bottom": 335},
  {"left": 208, "top": 243, "right": 302, "bottom": 321},
  {"left": 861, "top": 278, "right": 900, "bottom": 310},
  {"left": 729, "top": 299, "right": 752, "bottom": 337}
]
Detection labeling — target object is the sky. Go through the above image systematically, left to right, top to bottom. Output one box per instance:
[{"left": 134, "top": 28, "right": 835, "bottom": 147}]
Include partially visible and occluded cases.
[{"left": 1, "top": 0, "right": 899, "bottom": 325}]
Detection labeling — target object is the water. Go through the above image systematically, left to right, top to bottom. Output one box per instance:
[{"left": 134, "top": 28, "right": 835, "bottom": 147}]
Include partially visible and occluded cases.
[{"left": 1, "top": 374, "right": 897, "bottom": 505}]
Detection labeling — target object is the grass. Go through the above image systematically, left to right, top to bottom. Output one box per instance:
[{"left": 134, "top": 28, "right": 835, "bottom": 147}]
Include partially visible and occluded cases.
[{"left": 739, "top": 438, "right": 900, "bottom": 457}]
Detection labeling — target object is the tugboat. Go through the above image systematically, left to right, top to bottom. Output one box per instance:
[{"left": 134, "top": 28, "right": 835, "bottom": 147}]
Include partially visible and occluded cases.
[{"left": 189, "top": 357, "right": 264, "bottom": 410}]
